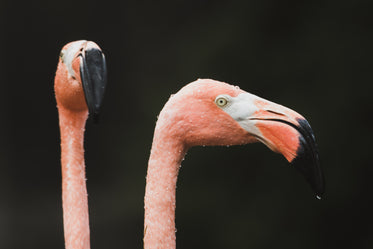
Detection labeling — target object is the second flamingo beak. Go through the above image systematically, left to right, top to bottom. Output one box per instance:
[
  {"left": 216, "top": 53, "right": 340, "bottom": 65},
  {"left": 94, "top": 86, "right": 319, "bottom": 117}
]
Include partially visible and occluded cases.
[
  {"left": 80, "top": 46, "right": 107, "bottom": 122},
  {"left": 217, "top": 93, "right": 325, "bottom": 197},
  {"left": 249, "top": 99, "right": 325, "bottom": 197},
  {"left": 251, "top": 112, "right": 324, "bottom": 198}
]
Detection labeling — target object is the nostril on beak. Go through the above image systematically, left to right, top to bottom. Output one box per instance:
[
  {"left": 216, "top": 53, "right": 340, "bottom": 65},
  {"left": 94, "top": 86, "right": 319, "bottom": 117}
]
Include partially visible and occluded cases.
[{"left": 265, "top": 110, "right": 286, "bottom": 116}]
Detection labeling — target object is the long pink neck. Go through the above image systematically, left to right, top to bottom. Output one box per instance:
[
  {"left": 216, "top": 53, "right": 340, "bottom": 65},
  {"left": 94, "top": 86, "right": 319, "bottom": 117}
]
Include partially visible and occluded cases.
[
  {"left": 58, "top": 107, "right": 90, "bottom": 249},
  {"left": 144, "top": 126, "right": 187, "bottom": 249}
]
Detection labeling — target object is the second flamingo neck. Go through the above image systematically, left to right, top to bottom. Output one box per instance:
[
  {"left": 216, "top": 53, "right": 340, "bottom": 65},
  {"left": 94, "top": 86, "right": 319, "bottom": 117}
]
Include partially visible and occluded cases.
[
  {"left": 59, "top": 107, "right": 90, "bottom": 249},
  {"left": 144, "top": 129, "right": 187, "bottom": 249}
]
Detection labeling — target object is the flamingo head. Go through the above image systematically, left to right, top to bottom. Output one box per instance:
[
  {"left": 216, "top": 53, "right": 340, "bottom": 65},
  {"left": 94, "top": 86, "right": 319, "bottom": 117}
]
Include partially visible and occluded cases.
[
  {"left": 54, "top": 40, "right": 107, "bottom": 121},
  {"left": 158, "top": 79, "right": 324, "bottom": 197}
]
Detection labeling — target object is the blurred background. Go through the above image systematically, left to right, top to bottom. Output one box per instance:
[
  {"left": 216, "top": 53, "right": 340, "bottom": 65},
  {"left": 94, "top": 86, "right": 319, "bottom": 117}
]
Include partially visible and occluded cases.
[{"left": 1, "top": 0, "right": 372, "bottom": 248}]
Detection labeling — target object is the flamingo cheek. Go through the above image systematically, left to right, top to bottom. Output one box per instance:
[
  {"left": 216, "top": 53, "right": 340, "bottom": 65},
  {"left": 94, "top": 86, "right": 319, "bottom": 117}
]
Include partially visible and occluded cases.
[{"left": 72, "top": 57, "right": 82, "bottom": 82}]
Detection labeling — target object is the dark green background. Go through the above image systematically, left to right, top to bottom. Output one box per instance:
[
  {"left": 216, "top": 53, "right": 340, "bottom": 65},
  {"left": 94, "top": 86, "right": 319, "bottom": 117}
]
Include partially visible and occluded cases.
[{"left": 1, "top": 0, "right": 372, "bottom": 248}]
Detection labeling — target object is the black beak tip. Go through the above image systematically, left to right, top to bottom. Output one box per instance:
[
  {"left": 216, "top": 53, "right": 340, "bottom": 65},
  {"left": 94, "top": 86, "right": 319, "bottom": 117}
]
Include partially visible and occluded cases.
[
  {"left": 80, "top": 47, "right": 107, "bottom": 122},
  {"left": 92, "top": 112, "right": 100, "bottom": 124},
  {"left": 292, "top": 118, "right": 325, "bottom": 198},
  {"left": 292, "top": 155, "right": 325, "bottom": 198}
]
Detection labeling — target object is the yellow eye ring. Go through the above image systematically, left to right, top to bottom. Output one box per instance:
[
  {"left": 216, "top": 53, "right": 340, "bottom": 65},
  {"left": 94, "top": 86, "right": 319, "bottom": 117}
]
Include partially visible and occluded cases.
[{"left": 215, "top": 97, "right": 228, "bottom": 107}]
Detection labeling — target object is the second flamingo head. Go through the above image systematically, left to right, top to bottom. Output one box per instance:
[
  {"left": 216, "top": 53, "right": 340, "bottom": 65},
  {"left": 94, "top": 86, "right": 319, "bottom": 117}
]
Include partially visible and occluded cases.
[{"left": 154, "top": 79, "right": 324, "bottom": 197}]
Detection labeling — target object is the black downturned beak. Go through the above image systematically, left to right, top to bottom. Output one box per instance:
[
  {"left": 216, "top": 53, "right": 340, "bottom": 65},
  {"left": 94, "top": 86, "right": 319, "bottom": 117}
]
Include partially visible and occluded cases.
[
  {"left": 80, "top": 47, "right": 107, "bottom": 123},
  {"left": 261, "top": 118, "right": 325, "bottom": 198},
  {"left": 291, "top": 118, "right": 325, "bottom": 198}
]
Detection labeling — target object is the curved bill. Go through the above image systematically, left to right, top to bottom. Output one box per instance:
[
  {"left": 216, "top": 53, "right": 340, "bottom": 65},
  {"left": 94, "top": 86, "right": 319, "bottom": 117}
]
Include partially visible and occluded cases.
[
  {"left": 80, "top": 47, "right": 107, "bottom": 123},
  {"left": 220, "top": 92, "right": 325, "bottom": 198},
  {"left": 253, "top": 117, "right": 325, "bottom": 198},
  {"left": 288, "top": 118, "right": 324, "bottom": 199}
]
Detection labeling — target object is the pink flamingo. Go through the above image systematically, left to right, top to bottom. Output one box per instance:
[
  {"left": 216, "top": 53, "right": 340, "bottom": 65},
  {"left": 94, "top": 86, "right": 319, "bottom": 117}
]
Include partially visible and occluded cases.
[
  {"left": 54, "top": 40, "right": 107, "bottom": 249},
  {"left": 144, "top": 79, "right": 324, "bottom": 249}
]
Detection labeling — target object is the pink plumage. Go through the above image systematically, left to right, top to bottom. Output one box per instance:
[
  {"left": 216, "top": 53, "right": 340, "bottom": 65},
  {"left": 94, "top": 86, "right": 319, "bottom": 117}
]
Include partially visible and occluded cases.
[{"left": 144, "top": 79, "right": 324, "bottom": 249}]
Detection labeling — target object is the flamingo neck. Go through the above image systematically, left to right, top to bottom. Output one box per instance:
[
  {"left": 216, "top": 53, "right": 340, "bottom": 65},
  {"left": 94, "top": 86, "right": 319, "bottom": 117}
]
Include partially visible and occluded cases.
[
  {"left": 58, "top": 106, "right": 90, "bottom": 249},
  {"left": 144, "top": 126, "right": 187, "bottom": 249}
]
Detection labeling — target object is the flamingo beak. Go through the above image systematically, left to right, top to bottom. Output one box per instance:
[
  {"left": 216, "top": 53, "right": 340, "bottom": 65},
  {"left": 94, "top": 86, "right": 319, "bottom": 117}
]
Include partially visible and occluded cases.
[
  {"left": 80, "top": 46, "right": 107, "bottom": 122},
  {"left": 220, "top": 92, "right": 325, "bottom": 197},
  {"left": 248, "top": 101, "right": 325, "bottom": 198}
]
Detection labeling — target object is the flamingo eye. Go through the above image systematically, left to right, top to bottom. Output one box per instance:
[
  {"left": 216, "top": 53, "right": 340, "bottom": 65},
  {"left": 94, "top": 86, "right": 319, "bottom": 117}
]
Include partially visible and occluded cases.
[
  {"left": 60, "top": 50, "right": 65, "bottom": 59},
  {"left": 215, "top": 97, "right": 228, "bottom": 107}
]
